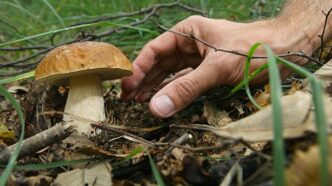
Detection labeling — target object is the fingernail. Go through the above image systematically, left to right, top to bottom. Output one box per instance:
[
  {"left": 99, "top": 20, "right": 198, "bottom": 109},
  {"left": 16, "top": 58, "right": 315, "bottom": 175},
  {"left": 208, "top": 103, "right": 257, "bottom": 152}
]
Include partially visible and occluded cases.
[{"left": 152, "top": 94, "right": 174, "bottom": 117}]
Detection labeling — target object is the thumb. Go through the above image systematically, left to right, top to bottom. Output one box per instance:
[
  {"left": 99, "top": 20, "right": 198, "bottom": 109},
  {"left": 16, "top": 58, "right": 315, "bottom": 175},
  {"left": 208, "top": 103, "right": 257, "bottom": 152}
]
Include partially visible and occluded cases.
[{"left": 149, "top": 61, "right": 220, "bottom": 118}]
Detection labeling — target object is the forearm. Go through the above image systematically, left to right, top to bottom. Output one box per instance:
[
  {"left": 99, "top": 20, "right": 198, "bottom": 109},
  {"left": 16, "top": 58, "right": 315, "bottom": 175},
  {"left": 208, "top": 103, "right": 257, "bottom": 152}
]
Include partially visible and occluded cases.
[{"left": 276, "top": 0, "right": 332, "bottom": 50}]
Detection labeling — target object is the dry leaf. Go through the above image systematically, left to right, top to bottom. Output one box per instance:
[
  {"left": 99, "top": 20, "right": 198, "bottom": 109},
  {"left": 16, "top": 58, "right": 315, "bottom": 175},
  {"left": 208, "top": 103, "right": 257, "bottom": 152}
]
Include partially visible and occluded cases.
[
  {"left": 211, "top": 60, "right": 332, "bottom": 142},
  {"left": 303, "top": 60, "right": 332, "bottom": 90},
  {"left": 286, "top": 80, "right": 302, "bottom": 95},
  {"left": 247, "top": 84, "right": 271, "bottom": 111},
  {"left": 6, "top": 85, "right": 28, "bottom": 94},
  {"left": 213, "top": 91, "right": 313, "bottom": 141},
  {"left": 203, "top": 102, "right": 232, "bottom": 127},
  {"left": 0, "top": 122, "right": 15, "bottom": 144},
  {"left": 63, "top": 134, "right": 117, "bottom": 158},
  {"left": 286, "top": 137, "right": 332, "bottom": 186},
  {"left": 54, "top": 162, "right": 112, "bottom": 186},
  {"left": 27, "top": 175, "right": 53, "bottom": 186}
]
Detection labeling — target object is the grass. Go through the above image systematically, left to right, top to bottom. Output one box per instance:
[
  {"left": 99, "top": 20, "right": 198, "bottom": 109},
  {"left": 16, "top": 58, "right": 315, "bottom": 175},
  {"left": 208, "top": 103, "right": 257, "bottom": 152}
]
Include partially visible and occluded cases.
[
  {"left": 0, "top": 0, "right": 283, "bottom": 60},
  {"left": 8, "top": 0, "right": 332, "bottom": 185},
  {"left": 241, "top": 45, "right": 328, "bottom": 186},
  {"left": 0, "top": 85, "right": 25, "bottom": 185}
]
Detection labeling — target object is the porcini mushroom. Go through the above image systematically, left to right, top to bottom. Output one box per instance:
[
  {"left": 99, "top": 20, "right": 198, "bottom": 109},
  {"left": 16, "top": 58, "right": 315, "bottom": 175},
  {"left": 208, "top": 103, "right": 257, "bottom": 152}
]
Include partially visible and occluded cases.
[{"left": 35, "top": 41, "right": 133, "bottom": 136}]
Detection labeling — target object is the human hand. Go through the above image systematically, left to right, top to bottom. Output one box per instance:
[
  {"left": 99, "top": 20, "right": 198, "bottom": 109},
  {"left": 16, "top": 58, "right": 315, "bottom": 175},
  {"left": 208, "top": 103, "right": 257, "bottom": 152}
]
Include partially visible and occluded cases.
[{"left": 121, "top": 16, "right": 315, "bottom": 118}]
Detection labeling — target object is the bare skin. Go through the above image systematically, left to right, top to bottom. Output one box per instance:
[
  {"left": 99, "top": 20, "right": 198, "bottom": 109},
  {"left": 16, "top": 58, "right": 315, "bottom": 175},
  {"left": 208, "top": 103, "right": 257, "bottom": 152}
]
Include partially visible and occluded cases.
[{"left": 122, "top": 0, "right": 332, "bottom": 118}]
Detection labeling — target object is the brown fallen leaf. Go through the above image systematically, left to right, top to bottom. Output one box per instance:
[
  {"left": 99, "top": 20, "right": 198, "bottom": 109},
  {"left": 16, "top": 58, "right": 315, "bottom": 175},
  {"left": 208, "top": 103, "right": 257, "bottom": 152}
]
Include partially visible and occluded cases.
[
  {"left": 210, "top": 60, "right": 332, "bottom": 142},
  {"left": 286, "top": 80, "right": 302, "bottom": 95},
  {"left": 247, "top": 84, "right": 271, "bottom": 111},
  {"left": 213, "top": 91, "right": 314, "bottom": 142},
  {"left": 203, "top": 102, "right": 232, "bottom": 127},
  {"left": 0, "top": 122, "right": 15, "bottom": 144},
  {"left": 63, "top": 134, "right": 119, "bottom": 159},
  {"left": 286, "top": 137, "right": 332, "bottom": 186},
  {"left": 54, "top": 162, "right": 112, "bottom": 186}
]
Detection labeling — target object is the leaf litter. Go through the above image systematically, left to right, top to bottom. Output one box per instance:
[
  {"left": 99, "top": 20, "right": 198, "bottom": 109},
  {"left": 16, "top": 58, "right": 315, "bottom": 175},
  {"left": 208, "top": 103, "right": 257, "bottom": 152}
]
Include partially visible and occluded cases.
[{"left": 1, "top": 57, "right": 332, "bottom": 185}]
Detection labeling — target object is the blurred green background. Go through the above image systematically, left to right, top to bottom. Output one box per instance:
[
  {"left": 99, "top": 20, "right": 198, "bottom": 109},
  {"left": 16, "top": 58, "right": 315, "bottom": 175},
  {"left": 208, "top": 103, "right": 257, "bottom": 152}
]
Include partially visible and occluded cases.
[{"left": 0, "top": 0, "right": 284, "bottom": 75}]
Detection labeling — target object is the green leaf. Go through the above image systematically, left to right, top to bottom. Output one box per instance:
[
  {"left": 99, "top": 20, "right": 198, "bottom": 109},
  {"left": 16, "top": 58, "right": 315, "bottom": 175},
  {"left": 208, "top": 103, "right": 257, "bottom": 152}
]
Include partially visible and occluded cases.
[
  {"left": 243, "top": 42, "right": 263, "bottom": 110},
  {"left": 263, "top": 45, "right": 284, "bottom": 186},
  {"left": 277, "top": 57, "right": 328, "bottom": 186},
  {"left": 224, "top": 63, "right": 268, "bottom": 99},
  {"left": 146, "top": 151, "right": 165, "bottom": 186}
]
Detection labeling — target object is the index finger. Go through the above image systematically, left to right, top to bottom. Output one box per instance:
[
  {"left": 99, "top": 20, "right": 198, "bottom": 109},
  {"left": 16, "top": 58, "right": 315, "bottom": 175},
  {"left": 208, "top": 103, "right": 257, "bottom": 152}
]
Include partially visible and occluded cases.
[{"left": 121, "top": 30, "right": 178, "bottom": 97}]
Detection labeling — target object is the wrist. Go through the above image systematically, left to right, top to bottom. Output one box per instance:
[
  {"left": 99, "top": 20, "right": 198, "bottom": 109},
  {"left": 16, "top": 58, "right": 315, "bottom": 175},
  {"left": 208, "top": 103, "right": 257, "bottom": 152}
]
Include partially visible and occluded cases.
[{"left": 268, "top": 5, "right": 332, "bottom": 55}]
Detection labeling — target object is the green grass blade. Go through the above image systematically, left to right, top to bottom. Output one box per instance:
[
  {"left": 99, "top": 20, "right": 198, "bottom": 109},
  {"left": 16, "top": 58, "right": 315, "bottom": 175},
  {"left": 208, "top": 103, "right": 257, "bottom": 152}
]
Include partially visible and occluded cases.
[
  {"left": 41, "top": 0, "right": 66, "bottom": 27},
  {"left": 0, "top": 1, "right": 37, "bottom": 20},
  {"left": 0, "top": 22, "right": 158, "bottom": 47},
  {"left": 0, "top": 22, "right": 103, "bottom": 47},
  {"left": 106, "top": 22, "right": 159, "bottom": 36},
  {"left": 244, "top": 42, "right": 263, "bottom": 110},
  {"left": 264, "top": 45, "right": 284, "bottom": 186},
  {"left": 277, "top": 57, "right": 328, "bottom": 186},
  {"left": 224, "top": 63, "right": 268, "bottom": 99},
  {"left": 0, "top": 70, "right": 35, "bottom": 85},
  {"left": 310, "top": 79, "right": 329, "bottom": 186},
  {"left": 0, "top": 85, "right": 25, "bottom": 185},
  {"left": 111, "top": 146, "right": 144, "bottom": 167},
  {"left": 146, "top": 151, "right": 165, "bottom": 186}
]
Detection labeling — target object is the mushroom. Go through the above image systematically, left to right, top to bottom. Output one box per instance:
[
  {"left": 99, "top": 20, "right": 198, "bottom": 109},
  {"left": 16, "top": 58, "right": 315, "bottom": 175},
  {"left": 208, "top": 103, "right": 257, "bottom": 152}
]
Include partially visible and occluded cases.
[{"left": 35, "top": 41, "right": 133, "bottom": 136}]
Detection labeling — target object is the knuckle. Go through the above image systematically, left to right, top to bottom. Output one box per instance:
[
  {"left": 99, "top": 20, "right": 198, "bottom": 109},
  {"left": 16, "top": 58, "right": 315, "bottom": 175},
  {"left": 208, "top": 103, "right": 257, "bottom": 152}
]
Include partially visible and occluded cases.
[
  {"left": 186, "top": 15, "right": 205, "bottom": 23},
  {"left": 174, "top": 78, "right": 199, "bottom": 101}
]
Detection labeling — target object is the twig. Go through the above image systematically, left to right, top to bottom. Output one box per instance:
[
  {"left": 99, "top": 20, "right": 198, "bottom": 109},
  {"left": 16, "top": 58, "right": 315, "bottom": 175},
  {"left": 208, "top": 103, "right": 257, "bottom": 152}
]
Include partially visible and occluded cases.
[
  {"left": 70, "top": 1, "right": 206, "bottom": 27},
  {"left": 318, "top": 8, "right": 332, "bottom": 62},
  {"left": 157, "top": 24, "right": 323, "bottom": 65},
  {"left": 0, "top": 46, "right": 49, "bottom": 52},
  {"left": 0, "top": 48, "right": 51, "bottom": 68},
  {"left": 0, "top": 65, "right": 36, "bottom": 76},
  {"left": 0, "top": 123, "right": 73, "bottom": 163},
  {"left": 91, "top": 124, "right": 156, "bottom": 147},
  {"left": 170, "top": 124, "right": 272, "bottom": 160}
]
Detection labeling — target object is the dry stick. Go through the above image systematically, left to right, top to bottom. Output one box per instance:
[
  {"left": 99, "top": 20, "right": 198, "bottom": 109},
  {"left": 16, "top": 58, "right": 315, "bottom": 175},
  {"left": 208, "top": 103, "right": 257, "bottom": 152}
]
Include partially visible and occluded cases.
[
  {"left": 70, "top": 1, "right": 206, "bottom": 27},
  {"left": 95, "top": 6, "right": 159, "bottom": 40},
  {"left": 318, "top": 8, "right": 332, "bottom": 62},
  {"left": 157, "top": 24, "right": 323, "bottom": 66},
  {"left": 0, "top": 46, "right": 49, "bottom": 51},
  {"left": 326, "top": 47, "right": 332, "bottom": 61},
  {"left": 0, "top": 48, "right": 51, "bottom": 68},
  {"left": 0, "top": 65, "right": 36, "bottom": 77},
  {"left": 68, "top": 112, "right": 268, "bottom": 158},
  {"left": 0, "top": 123, "right": 73, "bottom": 163},
  {"left": 91, "top": 124, "right": 156, "bottom": 148},
  {"left": 170, "top": 124, "right": 272, "bottom": 161},
  {"left": 163, "top": 133, "right": 191, "bottom": 156}
]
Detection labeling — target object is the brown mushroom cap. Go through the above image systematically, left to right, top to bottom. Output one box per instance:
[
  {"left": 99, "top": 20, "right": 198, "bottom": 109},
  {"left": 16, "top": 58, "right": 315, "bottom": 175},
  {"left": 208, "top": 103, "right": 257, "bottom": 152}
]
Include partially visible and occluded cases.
[{"left": 35, "top": 41, "right": 133, "bottom": 85}]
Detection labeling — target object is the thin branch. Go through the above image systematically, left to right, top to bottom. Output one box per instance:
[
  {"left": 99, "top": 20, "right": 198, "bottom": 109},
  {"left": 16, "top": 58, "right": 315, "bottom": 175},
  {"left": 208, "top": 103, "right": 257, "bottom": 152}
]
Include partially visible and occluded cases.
[
  {"left": 70, "top": 1, "right": 206, "bottom": 27},
  {"left": 318, "top": 8, "right": 332, "bottom": 62},
  {"left": 158, "top": 24, "right": 322, "bottom": 65},
  {"left": 0, "top": 46, "right": 49, "bottom": 52},
  {"left": 0, "top": 48, "right": 51, "bottom": 68},
  {"left": 0, "top": 65, "right": 36, "bottom": 76},
  {"left": 0, "top": 123, "right": 73, "bottom": 163},
  {"left": 91, "top": 124, "right": 156, "bottom": 148},
  {"left": 169, "top": 124, "right": 272, "bottom": 160}
]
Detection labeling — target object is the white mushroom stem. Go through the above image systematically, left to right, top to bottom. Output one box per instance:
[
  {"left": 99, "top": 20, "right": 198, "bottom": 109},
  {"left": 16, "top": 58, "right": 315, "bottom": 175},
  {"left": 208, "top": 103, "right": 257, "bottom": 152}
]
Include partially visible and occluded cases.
[{"left": 63, "top": 74, "right": 105, "bottom": 136}]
